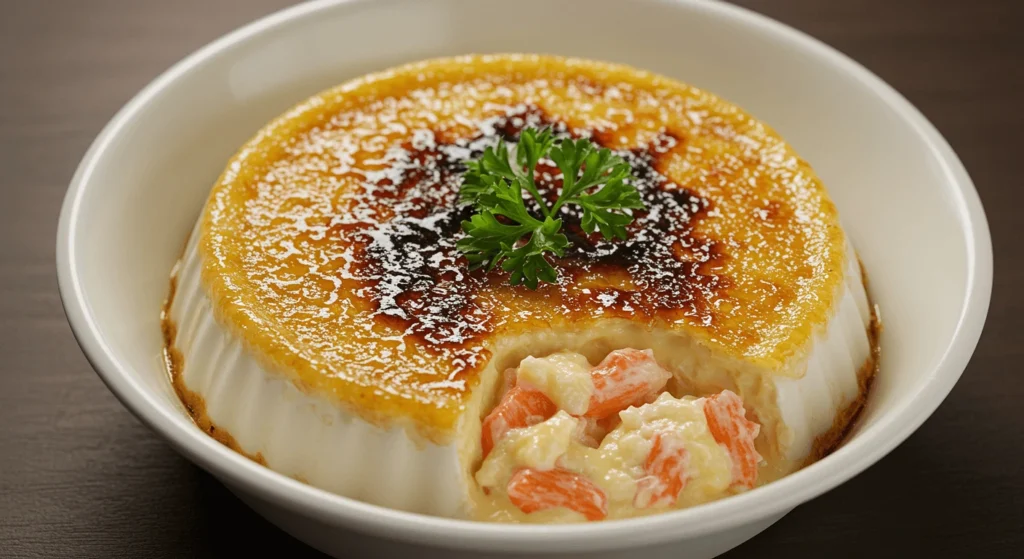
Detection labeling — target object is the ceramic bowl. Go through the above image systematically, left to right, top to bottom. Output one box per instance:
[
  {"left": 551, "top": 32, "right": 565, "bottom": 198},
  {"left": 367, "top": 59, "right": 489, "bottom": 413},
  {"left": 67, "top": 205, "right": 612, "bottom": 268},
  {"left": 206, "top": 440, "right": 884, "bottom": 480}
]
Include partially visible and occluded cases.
[{"left": 57, "top": 1, "right": 992, "bottom": 557}]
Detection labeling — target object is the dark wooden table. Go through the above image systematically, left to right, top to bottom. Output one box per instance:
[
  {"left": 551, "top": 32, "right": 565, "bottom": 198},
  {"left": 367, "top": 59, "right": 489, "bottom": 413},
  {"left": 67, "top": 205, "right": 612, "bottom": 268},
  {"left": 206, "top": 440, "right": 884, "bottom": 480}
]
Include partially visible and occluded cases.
[{"left": 2, "top": 1, "right": 1021, "bottom": 557}]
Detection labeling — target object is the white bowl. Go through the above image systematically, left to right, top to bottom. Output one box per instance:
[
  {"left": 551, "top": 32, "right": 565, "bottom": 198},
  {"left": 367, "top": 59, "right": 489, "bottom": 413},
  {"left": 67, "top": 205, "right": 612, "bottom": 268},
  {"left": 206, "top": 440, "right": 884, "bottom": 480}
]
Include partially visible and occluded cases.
[{"left": 56, "top": 0, "right": 992, "bottom": 557}]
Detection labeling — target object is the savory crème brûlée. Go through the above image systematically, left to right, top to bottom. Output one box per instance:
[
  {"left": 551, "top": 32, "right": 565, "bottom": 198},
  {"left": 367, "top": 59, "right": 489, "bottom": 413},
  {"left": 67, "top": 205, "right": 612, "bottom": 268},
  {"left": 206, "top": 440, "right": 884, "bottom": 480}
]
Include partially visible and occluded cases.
[{"left": 162, "top": 54, "right": 879, "bottom": 522}]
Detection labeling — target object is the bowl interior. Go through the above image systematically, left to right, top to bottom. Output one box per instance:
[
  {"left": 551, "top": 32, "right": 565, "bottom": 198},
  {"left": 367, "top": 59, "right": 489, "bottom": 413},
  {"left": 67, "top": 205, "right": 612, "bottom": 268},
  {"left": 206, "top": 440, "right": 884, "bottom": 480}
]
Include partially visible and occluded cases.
[{"left": 58, "top": 0, "right": 990, "bottom": 551}]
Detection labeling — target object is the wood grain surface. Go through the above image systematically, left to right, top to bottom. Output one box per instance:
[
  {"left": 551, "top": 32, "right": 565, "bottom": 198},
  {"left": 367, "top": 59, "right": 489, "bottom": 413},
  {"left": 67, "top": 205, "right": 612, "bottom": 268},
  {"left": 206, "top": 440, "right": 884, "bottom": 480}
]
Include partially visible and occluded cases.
[{"left": 1, "top": 1, "right": 1021, "bottom": 557}]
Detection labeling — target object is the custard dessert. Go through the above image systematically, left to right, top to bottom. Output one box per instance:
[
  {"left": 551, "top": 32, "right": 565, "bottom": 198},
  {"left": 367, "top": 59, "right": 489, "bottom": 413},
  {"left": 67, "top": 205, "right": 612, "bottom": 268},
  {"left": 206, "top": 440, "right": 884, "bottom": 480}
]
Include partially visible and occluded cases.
[{"left": 162, "top": 54, "right": 879, "bottom": 522}]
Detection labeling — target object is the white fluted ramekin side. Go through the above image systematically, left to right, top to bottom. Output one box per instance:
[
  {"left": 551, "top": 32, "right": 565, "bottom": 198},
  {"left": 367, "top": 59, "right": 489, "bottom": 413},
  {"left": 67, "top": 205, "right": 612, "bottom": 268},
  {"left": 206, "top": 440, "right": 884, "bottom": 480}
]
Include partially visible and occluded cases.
[{"left": 168, "top": 225, "right": 468, "bottom": 517}]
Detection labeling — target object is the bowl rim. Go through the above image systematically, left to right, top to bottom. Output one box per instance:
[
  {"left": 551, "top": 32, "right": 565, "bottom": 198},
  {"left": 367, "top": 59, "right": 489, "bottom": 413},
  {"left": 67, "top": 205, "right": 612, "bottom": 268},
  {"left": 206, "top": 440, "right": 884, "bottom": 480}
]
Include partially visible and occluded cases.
[{"left": 56, "top": 0, "right": 993, "bottom": 552}]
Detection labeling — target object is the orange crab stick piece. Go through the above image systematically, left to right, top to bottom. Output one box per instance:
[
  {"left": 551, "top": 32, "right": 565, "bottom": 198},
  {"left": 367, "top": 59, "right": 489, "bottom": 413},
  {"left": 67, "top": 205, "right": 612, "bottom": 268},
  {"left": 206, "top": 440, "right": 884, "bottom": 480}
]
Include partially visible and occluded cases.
[
  {"left": 584, "top": 349, "right": 672, "bottom": 419},
  {"left": 481, "top": 385, "right": 557, "bottom": 458},
  {"left": 703, "top": 390, "right": 762, "bottom": 489},
  {"left": 634, "top": 432, "right": 691, "bottom": 508},
  {"left": 507, "top": 467, "right": 608, "bottom": 521}
]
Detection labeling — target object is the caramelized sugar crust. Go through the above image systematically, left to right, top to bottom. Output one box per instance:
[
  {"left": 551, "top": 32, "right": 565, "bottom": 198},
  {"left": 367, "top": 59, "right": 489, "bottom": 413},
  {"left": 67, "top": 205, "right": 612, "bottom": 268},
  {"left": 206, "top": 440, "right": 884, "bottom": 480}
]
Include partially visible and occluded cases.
[{"left": 199, "top": 55, "right": 846, "bottom": 441}]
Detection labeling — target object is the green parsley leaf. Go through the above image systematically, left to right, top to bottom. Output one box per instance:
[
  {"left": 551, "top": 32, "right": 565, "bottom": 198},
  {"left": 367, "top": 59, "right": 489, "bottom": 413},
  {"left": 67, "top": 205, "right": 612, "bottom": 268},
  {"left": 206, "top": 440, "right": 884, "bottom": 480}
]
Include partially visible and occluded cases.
[{"left": 457, "top": 127, "right": 644, "bottom": 288}]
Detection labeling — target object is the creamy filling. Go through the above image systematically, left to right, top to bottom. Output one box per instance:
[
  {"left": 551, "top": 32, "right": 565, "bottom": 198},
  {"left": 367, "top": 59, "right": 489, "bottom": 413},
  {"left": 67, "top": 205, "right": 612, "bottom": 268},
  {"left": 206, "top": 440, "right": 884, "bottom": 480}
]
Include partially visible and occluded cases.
[
  {"left": 473, "top": 350, "right": 763, "bottom": 522},
  {"left": 517, "top": 353, "right": 594, "bottom": 415}
]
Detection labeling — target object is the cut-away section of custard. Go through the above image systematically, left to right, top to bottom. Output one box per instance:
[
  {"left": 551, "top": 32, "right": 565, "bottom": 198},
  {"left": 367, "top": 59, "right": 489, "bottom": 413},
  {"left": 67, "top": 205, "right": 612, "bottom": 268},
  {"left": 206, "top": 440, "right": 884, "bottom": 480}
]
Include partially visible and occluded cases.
[{"left": 471, "top": 348, "right": 766, "bottom": 522}]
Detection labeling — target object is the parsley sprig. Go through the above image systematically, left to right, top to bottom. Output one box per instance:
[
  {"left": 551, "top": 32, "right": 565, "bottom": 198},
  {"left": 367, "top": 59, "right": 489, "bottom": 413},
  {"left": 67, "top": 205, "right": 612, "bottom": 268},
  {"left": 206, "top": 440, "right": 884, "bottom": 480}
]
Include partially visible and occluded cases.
[{"left": 456, "top": 128, "right": 644, "bottom": 289}]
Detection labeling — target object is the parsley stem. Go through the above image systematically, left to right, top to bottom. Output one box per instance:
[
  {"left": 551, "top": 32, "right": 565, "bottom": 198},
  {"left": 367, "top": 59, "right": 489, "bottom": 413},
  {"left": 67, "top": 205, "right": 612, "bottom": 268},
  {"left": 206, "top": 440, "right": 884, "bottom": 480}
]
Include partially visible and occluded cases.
[
  {"left": 507, "top": 144, "right": 550, "bottom": 218},
  {"left": 549, "top": 161, "right": 576, "bottom": 216},
  {"left": 521, "top": 175, "right": 551, "bottom": 219},
  {"left": 549, "top": 179, "right": 576, "bottom": 215},
  {"left": 549, "top": 195, "right": 568, "bottom": 216}
]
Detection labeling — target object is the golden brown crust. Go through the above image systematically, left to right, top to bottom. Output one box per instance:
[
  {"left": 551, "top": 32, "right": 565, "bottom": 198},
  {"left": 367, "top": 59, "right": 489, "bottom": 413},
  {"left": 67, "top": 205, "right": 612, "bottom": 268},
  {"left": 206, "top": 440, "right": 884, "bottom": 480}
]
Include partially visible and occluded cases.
[{"left": 197, "top": 54, "right": 848, "bottom": 437}]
